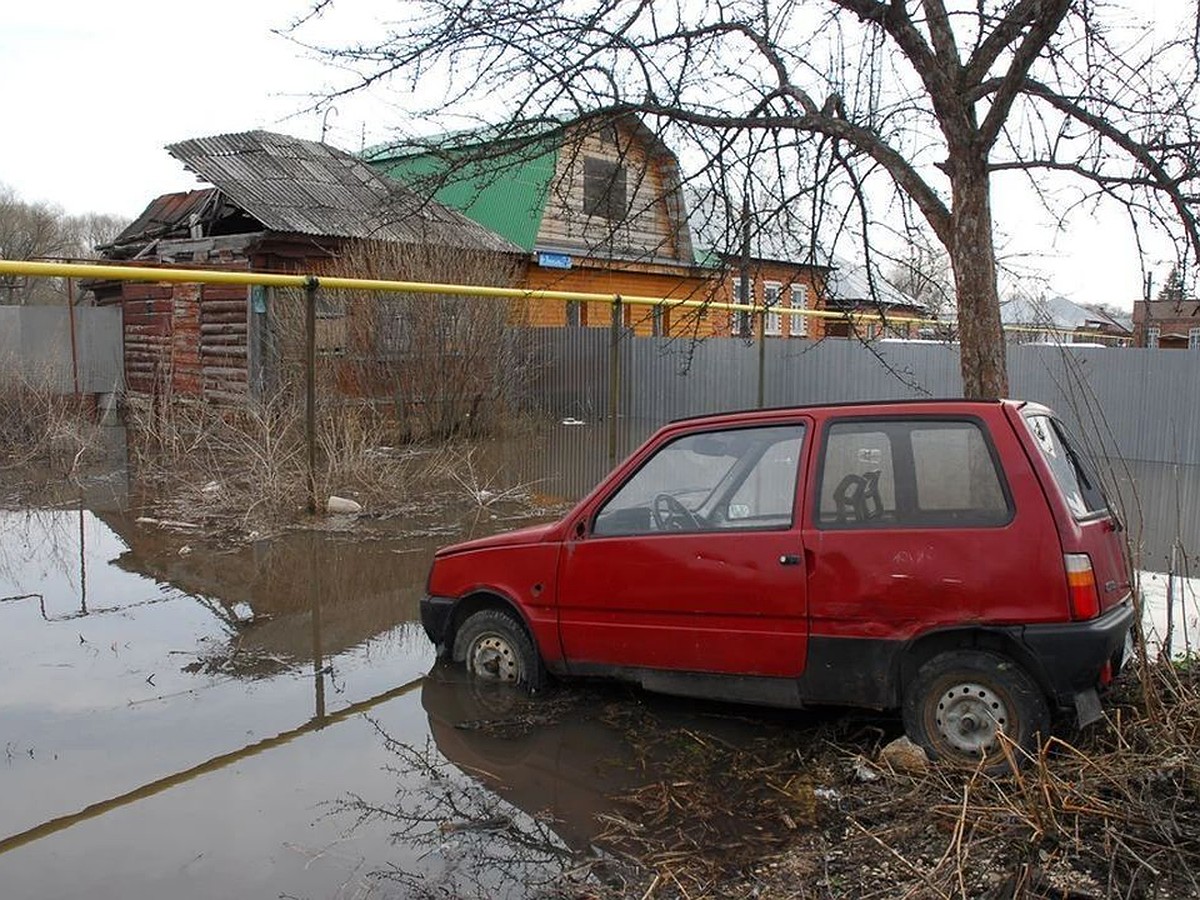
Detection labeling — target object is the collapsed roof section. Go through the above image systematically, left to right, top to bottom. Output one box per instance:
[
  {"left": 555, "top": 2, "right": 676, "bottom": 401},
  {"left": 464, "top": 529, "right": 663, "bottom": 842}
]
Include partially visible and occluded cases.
[{"left": 105, "top": 130, "right": 518, "bottom": 257}]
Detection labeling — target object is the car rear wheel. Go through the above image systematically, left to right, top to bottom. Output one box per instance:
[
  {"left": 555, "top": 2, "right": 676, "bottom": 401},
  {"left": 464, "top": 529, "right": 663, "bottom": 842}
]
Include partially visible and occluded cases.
[
  {"left": 452, "top": 609, "right": 545, "bottom": 692},
  {"left": 903, "top": 650, "right": 1049, "bottom": 770}
]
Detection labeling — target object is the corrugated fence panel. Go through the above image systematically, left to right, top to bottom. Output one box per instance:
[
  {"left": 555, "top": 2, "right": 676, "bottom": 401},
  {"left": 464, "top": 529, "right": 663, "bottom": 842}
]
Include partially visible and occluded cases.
[
  {"left": 3, "top": 306, "right": 123, "bottom": 393},
  {"left": 523, "top": 329, "right": 1200, "bottom": 468}
]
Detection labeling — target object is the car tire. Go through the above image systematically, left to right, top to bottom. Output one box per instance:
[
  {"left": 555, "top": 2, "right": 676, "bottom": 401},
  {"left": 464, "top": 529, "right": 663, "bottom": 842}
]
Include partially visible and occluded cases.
[
  {"left": 452, "top": 609, "right": 546, "bottom": 692},
  {"left": 903, "top": 650, "right": 1049, "bottom": 770}
]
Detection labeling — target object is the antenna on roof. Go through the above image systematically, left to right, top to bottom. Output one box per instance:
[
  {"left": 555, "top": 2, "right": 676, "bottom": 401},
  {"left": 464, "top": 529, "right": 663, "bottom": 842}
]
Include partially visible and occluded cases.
[{"left": 320, "top": 106, "right": 338, "bottom": 143}]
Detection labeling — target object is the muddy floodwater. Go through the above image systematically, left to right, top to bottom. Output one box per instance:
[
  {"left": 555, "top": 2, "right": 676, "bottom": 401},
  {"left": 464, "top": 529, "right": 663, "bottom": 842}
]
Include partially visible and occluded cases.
[
  {"left": 1, "top": 427, "right": 1199, "bottom": 899},
  {"left": 0, "top": 502, "right": 823, "bottom": 899}
]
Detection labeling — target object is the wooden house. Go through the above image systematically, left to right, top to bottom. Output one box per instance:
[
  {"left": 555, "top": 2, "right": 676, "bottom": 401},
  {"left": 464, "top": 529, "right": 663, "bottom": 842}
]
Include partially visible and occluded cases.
[
  {"left": 371, "top": 118, "right": 726, "bottom": 336},
  {"left": 372, "top": 121, "right": 932, "bottom": 341},
  {"left": 92, "top": 130, "right": 518, "bottom": 403}
]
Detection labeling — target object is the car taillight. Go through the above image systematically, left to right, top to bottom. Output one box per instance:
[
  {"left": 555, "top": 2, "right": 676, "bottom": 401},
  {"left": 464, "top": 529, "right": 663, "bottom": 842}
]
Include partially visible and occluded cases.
[{"left": 1065, "top": 553, "right": 1100, "bottom": 620}]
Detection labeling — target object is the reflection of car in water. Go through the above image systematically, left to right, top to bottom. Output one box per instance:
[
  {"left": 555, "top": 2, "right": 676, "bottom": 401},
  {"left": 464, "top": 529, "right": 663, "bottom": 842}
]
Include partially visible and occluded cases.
[{"left": 421, "top": 665, "right": 639, "bottom": 851}]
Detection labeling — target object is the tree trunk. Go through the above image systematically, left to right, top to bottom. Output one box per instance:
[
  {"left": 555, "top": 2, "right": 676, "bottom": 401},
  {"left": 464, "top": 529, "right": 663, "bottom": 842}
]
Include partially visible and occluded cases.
[{"left": 949, "top": 165, "right": 1008, "bottom": 400}]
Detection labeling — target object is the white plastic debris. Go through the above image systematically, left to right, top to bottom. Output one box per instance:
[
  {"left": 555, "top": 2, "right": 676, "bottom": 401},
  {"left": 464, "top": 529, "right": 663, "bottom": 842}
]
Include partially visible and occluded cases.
[{"left": 560, "top": 417, "right": 586, "bottom": 426}]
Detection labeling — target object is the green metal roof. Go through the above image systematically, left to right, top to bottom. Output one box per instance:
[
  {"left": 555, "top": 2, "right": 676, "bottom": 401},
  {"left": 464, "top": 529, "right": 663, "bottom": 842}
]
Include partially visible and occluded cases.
[{"left": 371, "top": 139, "right": 559, "bottom": 252}]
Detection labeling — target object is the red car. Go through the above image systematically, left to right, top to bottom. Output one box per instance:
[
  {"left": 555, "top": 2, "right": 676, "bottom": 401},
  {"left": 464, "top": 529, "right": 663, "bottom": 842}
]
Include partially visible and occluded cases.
[{"left": 422, "top": 400, "right": 1134, "bottom": 766}]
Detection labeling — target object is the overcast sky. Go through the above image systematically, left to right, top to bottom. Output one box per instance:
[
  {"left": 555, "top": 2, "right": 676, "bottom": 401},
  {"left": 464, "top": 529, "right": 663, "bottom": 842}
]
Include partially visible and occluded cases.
[{"left": 0, "top": 1, "right": 1186, "bottom": 311}]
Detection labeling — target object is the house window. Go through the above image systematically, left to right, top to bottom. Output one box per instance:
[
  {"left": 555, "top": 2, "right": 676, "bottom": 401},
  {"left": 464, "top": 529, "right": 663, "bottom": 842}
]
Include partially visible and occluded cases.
[
  {"left": 583, "top": 157, "right": 627, "bottom": 220},
  {"left": 730, "top": 278, "right": 753, "bottom": 337},
  {"left": 763, "top": 282, "right": 782, "bottom": 335},
  {"left": 790, "top": 284, "right": 808, "bottom": 337},
  {"left": 315, "top": 292, "right": 346, "bottom": 355},
  {"left": 565, "top": 300, "right": 583, "bottom": 328},
  {"left": 651, "top": 303, "right": 667, "bottom": 337},
  {"left": 1147, "top": 326, "right": 1160, "bottom": 349},
  {"left": 1190, "top": 327, "right": 1200, "bottom": 350}
]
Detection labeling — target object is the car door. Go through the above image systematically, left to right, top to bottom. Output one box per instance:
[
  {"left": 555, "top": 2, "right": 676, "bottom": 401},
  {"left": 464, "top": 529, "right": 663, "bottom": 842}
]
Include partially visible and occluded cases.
[
  {"left": 801, "top": 411, "right": 1064, "bottom": 705},
  {"left": 555, "top": 420, "right": 811, "bottom": 677}
]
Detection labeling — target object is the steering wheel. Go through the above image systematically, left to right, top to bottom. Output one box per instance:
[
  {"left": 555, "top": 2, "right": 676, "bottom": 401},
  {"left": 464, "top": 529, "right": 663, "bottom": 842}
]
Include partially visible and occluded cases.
[{"left": 652, "top": 493, "right": 702, "bottom": 531}]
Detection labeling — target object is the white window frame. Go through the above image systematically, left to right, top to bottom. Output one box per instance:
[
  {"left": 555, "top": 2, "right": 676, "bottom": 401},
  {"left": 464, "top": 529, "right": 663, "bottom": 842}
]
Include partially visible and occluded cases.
[
  {"left": 730, "top": 278, "right": 753, "bottom": 337},
  {"left": 763, "top": 281, "right": 783, "bottom": 336},
  {"left": 789, "top": 284, "right": 808, "bottom": 337},
  {"left": 1147, "top": 325, "right": 1160, "bottom": 349},
  {"left": 1190, "top": 326, "right": 1200, "bottom": 350}
]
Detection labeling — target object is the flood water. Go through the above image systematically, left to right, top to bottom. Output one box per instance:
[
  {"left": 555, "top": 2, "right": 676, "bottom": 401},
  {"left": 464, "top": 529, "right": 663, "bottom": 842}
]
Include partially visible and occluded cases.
[
  {"left": 1, "top": 422, "right": 1199, "bottom": 899},
  {"left": 0, "top": 502, "right": 813, "bottom": 899}
]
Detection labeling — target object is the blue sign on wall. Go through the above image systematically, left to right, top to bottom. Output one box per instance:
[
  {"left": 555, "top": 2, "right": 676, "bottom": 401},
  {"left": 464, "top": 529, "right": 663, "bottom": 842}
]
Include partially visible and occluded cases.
[{"left": 537, "top": 252, "right": 573, "bottom": 270}]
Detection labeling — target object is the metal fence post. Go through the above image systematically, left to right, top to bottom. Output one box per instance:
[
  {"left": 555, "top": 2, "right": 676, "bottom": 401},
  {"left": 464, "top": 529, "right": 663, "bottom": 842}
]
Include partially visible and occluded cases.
[
  {"left": 305, "top": 276, "right": 319, "bottom": 514},
  {"left": 66, "top": 278, "right": 81, "bottom": 402},
  {"left": 757, "top": 295, "right": 767, "bottom": 408},
  {"left": 608, "top": 296, "right": 622, "bottom": 466}
]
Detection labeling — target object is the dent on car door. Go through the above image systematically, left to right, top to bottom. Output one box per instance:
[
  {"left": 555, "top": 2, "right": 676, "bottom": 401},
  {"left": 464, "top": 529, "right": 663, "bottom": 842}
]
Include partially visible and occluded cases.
[
  {"left": 802, "top": 416, "right": 1041, "bottom": 704},
  {"left": 557, "top": 422, "right": 811, "bottom": 677}
]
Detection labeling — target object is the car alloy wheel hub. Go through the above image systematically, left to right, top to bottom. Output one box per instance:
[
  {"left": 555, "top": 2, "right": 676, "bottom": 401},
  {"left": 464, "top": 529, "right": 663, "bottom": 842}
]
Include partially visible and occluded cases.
[{"left": 935, "top": 682, "right": 1009, "bottom": 755}]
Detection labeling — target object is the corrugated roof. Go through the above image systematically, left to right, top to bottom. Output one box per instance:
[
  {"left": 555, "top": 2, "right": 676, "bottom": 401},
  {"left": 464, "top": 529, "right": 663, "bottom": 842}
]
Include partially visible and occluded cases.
[
  {"left": 369, "top": 115, "right": 690, "bottom": 256},
  {"left": 165, "top": 130, "right": 517, "bottom": 253},
  {"left": 375, "top": 138, "right": 558, "bottom": 251},
  {"left": 107, "top": 189, "right": 220, "bottom": 247},
  {"left": 828, "top": 256, "right": 925, "bottom": 310},
  {"left": 1000, "top": 295, "right": 1131, "bottom": 333}
]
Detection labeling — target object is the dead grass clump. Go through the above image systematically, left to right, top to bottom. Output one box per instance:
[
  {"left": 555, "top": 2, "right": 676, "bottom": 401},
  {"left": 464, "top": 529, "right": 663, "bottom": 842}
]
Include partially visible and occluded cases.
[
  {"left": 0, "top": 364, "right": 103, "bottom": 479},
  {"left": 123, "top": 394, "right": 556, "bottom": 534},
  {"left": 833, "top": 664, "right": 1200, "bottom": 900}
]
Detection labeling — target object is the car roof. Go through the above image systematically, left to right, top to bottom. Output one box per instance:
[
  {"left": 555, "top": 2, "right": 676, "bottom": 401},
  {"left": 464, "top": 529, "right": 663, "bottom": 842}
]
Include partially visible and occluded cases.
[{"left": 668, "top": 398, "right": 1018, "bottom": 426}]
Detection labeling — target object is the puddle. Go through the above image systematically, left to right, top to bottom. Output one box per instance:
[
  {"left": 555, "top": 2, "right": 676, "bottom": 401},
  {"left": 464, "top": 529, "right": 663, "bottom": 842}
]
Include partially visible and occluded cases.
[
  {"left": 0, "top": 506, "right": 849, "bottom": 899},
  {"left": 0, "top": 509, "right": 500, "bottom": 898}
]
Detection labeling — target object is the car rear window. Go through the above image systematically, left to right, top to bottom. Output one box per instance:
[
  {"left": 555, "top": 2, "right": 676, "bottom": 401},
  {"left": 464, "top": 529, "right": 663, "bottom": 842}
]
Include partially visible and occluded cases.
[
  {"left": 1024, "top": 414, "right": 1108, "bottom": 518},
  {"left": 816, "top": 418, "right": 1011, "bottom": 529}
]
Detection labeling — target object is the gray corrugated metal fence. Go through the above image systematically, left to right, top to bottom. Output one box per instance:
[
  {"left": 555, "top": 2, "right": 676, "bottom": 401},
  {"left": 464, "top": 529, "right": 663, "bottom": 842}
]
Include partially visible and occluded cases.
[
  {"left": 0, "top": 306, "right": 123, "bottom": 393},
  {"left": 523, "top": 329, "right": 1200, "bottom": 468}
]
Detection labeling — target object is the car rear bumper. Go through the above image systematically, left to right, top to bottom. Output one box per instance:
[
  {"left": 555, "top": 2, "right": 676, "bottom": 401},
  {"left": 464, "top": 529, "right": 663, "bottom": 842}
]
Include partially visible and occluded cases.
[
  {"left": 420, "top": 594, "right": 457, "bottom": 649},
  {"left": 1019, "top": 598, "right": 1135, "bottom": 713}
]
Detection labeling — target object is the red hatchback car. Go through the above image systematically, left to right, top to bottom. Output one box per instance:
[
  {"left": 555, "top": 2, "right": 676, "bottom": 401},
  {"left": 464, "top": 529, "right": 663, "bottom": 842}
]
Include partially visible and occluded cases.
[{"left": 422, "top": 400, "right": 1134, "bottom": 765}]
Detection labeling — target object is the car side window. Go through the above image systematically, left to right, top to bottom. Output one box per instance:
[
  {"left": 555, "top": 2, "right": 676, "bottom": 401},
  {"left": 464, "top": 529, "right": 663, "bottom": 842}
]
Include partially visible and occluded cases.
[
  {"left": 817, "top": 419, "right": 1011, "bottom": 528},
  {"left": 592, "top": 424, "right": 805, "bottom": 536},
  {"left": 818, "top": 427, "right": 897, "bottom": 524}
]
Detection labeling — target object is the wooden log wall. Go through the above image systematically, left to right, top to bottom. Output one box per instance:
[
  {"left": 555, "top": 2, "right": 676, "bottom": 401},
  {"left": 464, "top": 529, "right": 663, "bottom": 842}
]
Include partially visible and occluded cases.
[
  {"left": 121, "top": 284, "right": 174, "bottom": 395},
  {"left": 199, "top": 285, "right": 249, "bottom": 402}
]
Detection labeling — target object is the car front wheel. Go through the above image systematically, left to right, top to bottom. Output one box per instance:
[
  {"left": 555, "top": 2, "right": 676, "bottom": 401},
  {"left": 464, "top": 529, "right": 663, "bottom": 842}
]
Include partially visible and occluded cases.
[
  {"left": 452, "top": 608, "right": 545, "bottom": 692},
  {"left": 903, "top": 650, "right": 1049, "bottom": 770}
]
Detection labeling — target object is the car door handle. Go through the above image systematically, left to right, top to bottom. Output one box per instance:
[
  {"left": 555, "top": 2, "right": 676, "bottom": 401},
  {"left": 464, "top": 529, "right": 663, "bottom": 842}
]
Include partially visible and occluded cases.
[{"left": 779, "top": 554, "right": 801, "bottom": 566}]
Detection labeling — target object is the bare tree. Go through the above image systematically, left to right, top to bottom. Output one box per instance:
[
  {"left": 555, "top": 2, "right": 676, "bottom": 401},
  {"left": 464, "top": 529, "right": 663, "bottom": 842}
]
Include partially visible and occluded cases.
[
  {"left": 290, "top": 0, "right": 1200, "bottom": 398},
  {"left": 0, "top": 185, "right": 126, "bottom": 305},
  {"left": 888, "top": 241, "right": 955, "bottom": 319}
]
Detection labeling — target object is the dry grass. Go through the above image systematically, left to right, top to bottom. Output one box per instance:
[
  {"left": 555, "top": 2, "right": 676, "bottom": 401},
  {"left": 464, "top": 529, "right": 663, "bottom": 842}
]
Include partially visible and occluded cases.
[
  {"left": 0, "top": 362, "right": 104, "bottom": 481},
  {"left": 119, "top": 392, "right": 555, "bottom": 534},
  {"left": 579, "top": 661, "right": 1200, "bottom": 900}
]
